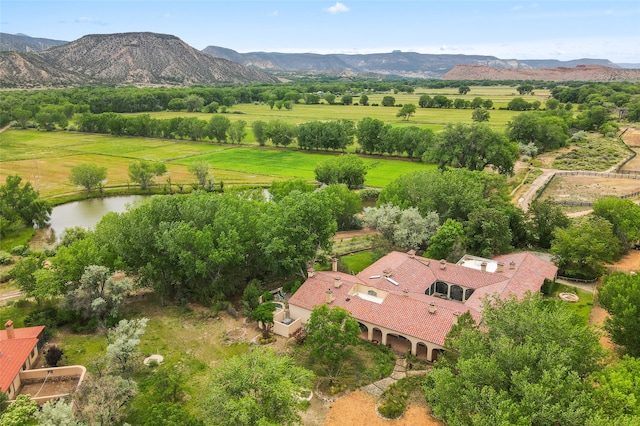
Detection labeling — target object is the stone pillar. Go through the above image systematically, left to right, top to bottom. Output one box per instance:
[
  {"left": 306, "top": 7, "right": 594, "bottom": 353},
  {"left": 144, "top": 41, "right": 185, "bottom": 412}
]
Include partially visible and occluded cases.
[
  {"left": 367, "top": 326, "right": 373, "bottom": 341},
  {"left": 381, "top": 331, "right": 388, "bottom": 346},
  {"left": 410, "top": 339, "right": 418, "bottom": 356}
]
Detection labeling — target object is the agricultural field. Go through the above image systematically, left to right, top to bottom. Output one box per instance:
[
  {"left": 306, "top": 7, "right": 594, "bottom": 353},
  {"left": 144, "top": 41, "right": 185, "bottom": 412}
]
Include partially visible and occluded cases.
[{"left": 0, "top": 129, "right": 436, "bottom": 198}]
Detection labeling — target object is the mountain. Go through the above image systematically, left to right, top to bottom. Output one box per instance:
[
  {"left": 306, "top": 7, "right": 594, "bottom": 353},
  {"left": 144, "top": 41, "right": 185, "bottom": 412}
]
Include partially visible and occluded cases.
[
  {"left": 0, "top": 32, "right": 279, "bottom": 88},
  {"left": 0, "top": 33, "right": 68, "bottom": 52},
  {"left": 202, "top": 46, "right": 624, "bottom": 79},
  {"left": 0, "top": 51, "right": 92, "bottom": 87},
  {"left": 442, "top": 64, "right": 640, "bottom": 82}
]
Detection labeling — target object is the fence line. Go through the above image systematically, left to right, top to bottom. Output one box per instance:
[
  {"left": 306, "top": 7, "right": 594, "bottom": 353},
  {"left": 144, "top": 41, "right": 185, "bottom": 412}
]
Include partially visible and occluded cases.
[
  {"left": 554, "top": 170, "right": 640, "bottom": 179},
  {"left": 557, "top": 275, "right": 599, "bottom": 284}
]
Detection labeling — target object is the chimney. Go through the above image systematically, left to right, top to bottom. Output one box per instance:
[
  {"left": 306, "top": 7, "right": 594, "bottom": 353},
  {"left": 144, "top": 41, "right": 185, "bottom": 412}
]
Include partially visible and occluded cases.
[
  {"left": 407, "top": 249, "right": 416, "bottom": 259},
  {"left": 331, "top": 257, "right": 338, "bottom": 272},
  {"left": 440, "top": 259, "right": 446, "bottom": 270},
  {"left": 509, "top": 260, "right": 516, "bottom": 270},
  {"left": 480, "top": 262, "right": 487, "bottom": 272},
  {"left": 497, "top": 262, "right": 504, "bottom": 273},
  {"left": 307, "top": 266, "right": 316, "bottom": 278},
  {"left": 334, "top": 276, "right": 342, "bottom": 288},
  {"left": 325, "top": 288, "right": 333, "bottom": 304},
  {"left": 403, "top": 288, "right": 409, "bottom": 297},
  {"left": 428, "top": 302, "right": 437, "bottom": 314},
  {"left": 5, "top": 320, "right": 15, "bottom": 339}
]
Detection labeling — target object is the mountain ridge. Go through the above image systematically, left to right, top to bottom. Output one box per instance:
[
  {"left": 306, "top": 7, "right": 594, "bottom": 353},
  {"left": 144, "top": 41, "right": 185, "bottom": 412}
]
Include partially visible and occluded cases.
[{"left": 0, "top": 32, "right": 279, "bottom": 88}]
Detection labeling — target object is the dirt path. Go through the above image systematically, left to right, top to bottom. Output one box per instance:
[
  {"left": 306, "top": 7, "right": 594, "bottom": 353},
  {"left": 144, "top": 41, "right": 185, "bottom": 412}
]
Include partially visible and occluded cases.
[
  {"left": 517, "top": 168, "right": 555, "bottom": 212},
  {"left": 333, "top": 228, "right": 380, "bottom": 241}
]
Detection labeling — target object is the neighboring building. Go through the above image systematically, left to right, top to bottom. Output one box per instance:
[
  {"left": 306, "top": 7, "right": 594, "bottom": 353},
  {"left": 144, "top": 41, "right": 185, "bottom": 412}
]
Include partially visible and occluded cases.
[
  {"left": 286, "top": 251, "right": 557, "bottom": 361},
  {"left": 0, "top": 321, "right": 45, "bottom": 400}
]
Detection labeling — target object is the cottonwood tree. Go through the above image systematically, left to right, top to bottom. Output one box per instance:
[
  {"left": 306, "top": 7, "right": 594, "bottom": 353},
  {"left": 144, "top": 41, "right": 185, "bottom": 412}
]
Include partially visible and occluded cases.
[
  {"left": 396, "top": 103, "right": 416, "bottom": 120},
  {"left": 471, "top": 107, "right": 490, "bottom": 122},
  {"left": 207, "top": 115, "right": 231, "bottom": 142},
  {"left": 356, "top": 117, "right": 388, "bottom": 154},
  {"left": 228, "top": 119, "right": 247, "bottom": 144},
  {"left": 251, "top": 120, "right": 267, "bottom": 145},
  {"left": 431, "top": 122, "right": 519, "bottom": 175},
  {"left": 314, "top": 154, "right": 367, "bottom": 189},
  {"left": 128, "top": 160, "right": 167, "bottom": 190},
  {"left": 69, "top": 163, "right": 107, "bottom": 195},
  {"left": 0, "top": 175, "right": 51, "bottom": 237},
  {"left": 592, "top": 197, "right": 640, "bottom": 252},
  {"left": 527, "top": 199, "right": 570, "bottom": 249},
  {"left": 551, "top": 215, "right": 622, "bottom": 279},
  {"left": 425, "top": 218, "right": 466, "bottom": 262},
  {"left": 598, "top": 272, "right": 640, "bottom": 356},
  {"left": 425, "top": 294, "right": 604, "bottom": 426},
  {"left": 106, "top": 317, "right": 149, "bottom": 373},
  {"left": 205, "top": 348, "right": 314, "bottom": 426},
  {"left": 0, "top": 394, "right": 37, "bottom": 425}
]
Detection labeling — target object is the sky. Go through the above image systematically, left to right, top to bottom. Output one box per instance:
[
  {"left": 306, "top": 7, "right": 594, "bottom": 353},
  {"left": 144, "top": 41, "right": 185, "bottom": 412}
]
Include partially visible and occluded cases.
[{"left": 1, "top": 0, "right": 639, "bottom": 64}]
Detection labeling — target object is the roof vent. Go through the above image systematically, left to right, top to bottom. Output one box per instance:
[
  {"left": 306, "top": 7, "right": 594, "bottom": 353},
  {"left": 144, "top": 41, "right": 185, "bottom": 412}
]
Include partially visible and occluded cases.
[
  {"left": 407, "top": 249, "right": 416, "bottom": 259},
  {"left": 440, "top": 260, "right": 446, "bottom": 270},
  {"left": 509, "top": 260, "right": 516, "bottom": 269},
  {"left": 480, "top": 262, "right": 487, "bottom": 272},
  {"left": 497, "top": 262, "right": 504, "bottom": 273},
  {"left": 383, "top": 268, "right": 393, "bottom": 277},
  {"left": 334, "top": 276, "right": 342, "bottom": 288},
  {"left": 325, "top": 288, "right": 334, "bottom": 304},
  {"left": 428, "top": 301, "right": 437, "bottom": 314},
  {"left": 453, "top": 311, "right": 461, "bottom": 316}
]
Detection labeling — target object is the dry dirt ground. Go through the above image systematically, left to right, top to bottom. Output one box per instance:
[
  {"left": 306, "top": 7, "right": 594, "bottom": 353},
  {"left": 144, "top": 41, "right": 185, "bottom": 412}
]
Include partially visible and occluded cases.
[{"left": 537, "top": 174, "right": 640, "bottom": 204}]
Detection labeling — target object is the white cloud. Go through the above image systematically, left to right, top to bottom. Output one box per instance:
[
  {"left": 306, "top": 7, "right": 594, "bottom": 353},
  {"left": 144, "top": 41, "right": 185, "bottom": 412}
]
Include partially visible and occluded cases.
[
  {"left": 325, "top": 2, "right": 349, "bottom": 14},
  {"left": 268, "top": 10, "right": 279, "bottom": 17},
  {"left": 162, "top": 13, "right": 172, "bottom": 19},
  {"left": 75, "top": 16, "right": 107, "bottom": 26}
]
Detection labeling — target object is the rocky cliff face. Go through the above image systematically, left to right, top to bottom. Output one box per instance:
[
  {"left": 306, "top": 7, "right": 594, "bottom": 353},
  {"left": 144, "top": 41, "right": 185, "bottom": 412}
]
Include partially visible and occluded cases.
[
  {"left": 0, "top": 32, "right": 279, "bottom": 88},
  {"left": 442, "top": 64, "right": 640, "bottom": 82}
]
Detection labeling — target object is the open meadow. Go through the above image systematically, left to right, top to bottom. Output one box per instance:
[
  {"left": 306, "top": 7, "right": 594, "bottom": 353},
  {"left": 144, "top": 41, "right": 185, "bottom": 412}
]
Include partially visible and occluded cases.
[{"left": 0, "top": 129, "right": 436, "bottom": 198}]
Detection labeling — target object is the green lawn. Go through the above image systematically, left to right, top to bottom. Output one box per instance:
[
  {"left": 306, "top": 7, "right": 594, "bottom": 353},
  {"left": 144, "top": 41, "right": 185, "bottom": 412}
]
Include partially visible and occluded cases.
[
  {"left": 340, "top": 251, "right": 375, "bottom": 274},
  {"left": 552, "top": 284, "right": 594, "bottom": 323}
]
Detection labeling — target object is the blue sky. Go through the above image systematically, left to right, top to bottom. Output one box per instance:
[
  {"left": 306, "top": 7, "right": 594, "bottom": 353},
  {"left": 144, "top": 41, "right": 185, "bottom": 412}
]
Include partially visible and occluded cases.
[{"left": 2, "top": 1, "right": 639, "bottom": 63}]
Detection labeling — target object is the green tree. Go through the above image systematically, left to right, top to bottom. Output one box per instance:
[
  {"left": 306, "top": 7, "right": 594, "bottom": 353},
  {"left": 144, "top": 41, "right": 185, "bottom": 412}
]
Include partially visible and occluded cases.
[
  {"left": 458, "top": 85, "right": 470, "bottom": 95},
  {"left": 305, "top": 93, "right": 321, "bottom": 104},
  {"left": 323, "top": 93, "right": 336, "bottom": 105},
  {"left": 341, "top": 94, "right": 353, "bottom": 105},
  {"left": 359, "top": 94, "right": 369, "bottom": 106},
  {"left": 418, "top": 94, "right": 432, "bottom": 108},
  {"left": 184, "top": 95, "right": 205, "bottom": 112},
  {"left": 381, "top": 95, "right": 396, "bottom": 107},
  {"left": 167, "top": 97, "right": 185, "bottom": 111},
  {"left": 396, "top": 103, "right": 416, "bottom": 120},
  {"left": 471, "top": 107, "right": 490, "bottom": 122},
  {"left": 207, "top": 115, "right": 231, "bottom": 142},
  {"left": 356, "top": 117, "right": 388, "bottom": 154},
  {"left": 228, "top": 119, "right": 247, "bottom": 144},
  {"left": 265, "top": 119, "right": 297, "bottom": 147},
  {"left": 251, "top": 120, "right": 267, "bottom": 146},
  {"left": 431, "top": 122, "right": 519, "bottom": 175},
  {"left": 314, "top": 154, "right": 367, "bottom": 189},
  {"left": 128, "top": 160, "right": 167, "bottom": 190},
  {"left": 188, "top": 160, "right": 210, "bottom": 189},
  {"left": 69, "top": 163, "right": 107, "bottom": 195},
  {"left": 0, "top": 175, "right": 51, "bottom": 236},
  {"left": 269, "top": 178, "right": 315, "bottom": 202},
  {"left": 322, "top": 184, "right": 362, "bottom": 231},
  {"left": 592, "top": 197, "right": 640, "bottom": 252},
  {"left": 527, "top": 199, "right": 570, "bottom": 249},
  {"left": 464, "top": 206, "right": 513, "bottom": 257},
  {"left": 551, "top": 215, "right": 622, "bottom": 279},
  {"left": 425, "top": 218, "right": 466, "bottom": 262},
  {"left": 10, "top": 254, "right": 46, "bottom": 303},
  {"left": 598, "top": 272, "right": 640, "bottom": 356},
  {"left": 425, "top": 294, "right": 604, "bottom": 426},
  {"left": 251, "top": 302, "right": 276, "bottom": 339},
  {"left": 305, "top": 305, "right": 360, "bottom": 377},
  {"left": 205, "top": 348, "right": 314, "bottom": 426},
  {"left": 589, "top": 356, "right": 640, "bottom": 422},
  {"left": 0, "top": 394, "right": 37, "bottom": 426}
]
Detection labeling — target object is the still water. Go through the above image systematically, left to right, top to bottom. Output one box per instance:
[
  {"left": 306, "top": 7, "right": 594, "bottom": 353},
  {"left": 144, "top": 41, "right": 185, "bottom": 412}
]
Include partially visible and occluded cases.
[{"left": 48, "top": 195, "right": 147, "bottom": 240}]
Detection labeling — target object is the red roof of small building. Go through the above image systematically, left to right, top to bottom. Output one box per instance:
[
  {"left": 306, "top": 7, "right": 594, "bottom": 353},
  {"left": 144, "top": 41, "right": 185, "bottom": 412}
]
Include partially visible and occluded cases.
[
  {"left": 289, "top": 251, "right": 557, "bottom": 348},
  {"left": 0, "top": 325, "right": 44, "bottom": 393}
]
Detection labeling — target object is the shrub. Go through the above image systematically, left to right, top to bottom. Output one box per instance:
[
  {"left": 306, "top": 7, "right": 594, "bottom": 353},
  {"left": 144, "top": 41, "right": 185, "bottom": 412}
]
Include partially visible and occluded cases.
[
  {"left": 359, "top": 188, "right": 380, "bottom": 201},
  {"left": 10, "top": 245, "right": 31, "bottom": 256},
  {"left": 0, "top": 250, "right": 13, "bottom": 265},
  {"left": 45, "top": 345, "right": 63, "bottom": 367},
  {"left": 377, "top": 375, "right": 422, "bottom": 419}
]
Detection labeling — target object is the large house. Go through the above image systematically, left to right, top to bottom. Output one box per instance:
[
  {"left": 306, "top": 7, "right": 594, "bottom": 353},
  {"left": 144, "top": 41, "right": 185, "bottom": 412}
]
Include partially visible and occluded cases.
[
  {"left": 285, "top": 251, "right": 557, "bottom": 361},
  {"left": 0, "top": 320, "right": 45, "bottom": 400}
]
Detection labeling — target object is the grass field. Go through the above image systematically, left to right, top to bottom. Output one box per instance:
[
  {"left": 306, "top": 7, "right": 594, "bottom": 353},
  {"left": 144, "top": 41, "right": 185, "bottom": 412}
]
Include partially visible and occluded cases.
[{"left": 0, "top": 129, "right": 436, "bottom": 198}]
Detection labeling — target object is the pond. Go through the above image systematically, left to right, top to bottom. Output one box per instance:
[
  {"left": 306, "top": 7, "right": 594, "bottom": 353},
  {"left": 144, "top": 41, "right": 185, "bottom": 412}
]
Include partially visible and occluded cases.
[{"left": 47, "top": 195, "right": 147, "bottom": 241}]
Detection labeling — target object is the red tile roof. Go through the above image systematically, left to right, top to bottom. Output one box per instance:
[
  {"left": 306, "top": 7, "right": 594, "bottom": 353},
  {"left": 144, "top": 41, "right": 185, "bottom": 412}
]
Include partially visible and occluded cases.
[
  {"left": 289, "top": 251, "right": 557, "bottom": 348},
  {"left": 0, "top": 325, "right": 44, "bottom": 393}
]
